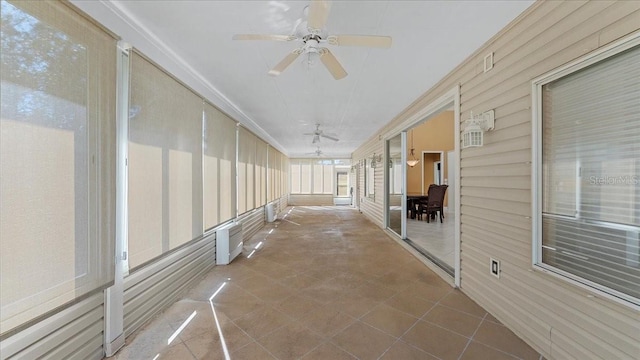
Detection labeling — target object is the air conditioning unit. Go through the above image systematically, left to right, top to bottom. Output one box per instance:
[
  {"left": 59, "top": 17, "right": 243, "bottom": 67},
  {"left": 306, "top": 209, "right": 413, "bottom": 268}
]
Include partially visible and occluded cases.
[
  {"left": 265, "top": 202, "right": 277, "bottom": 223},
  {"left": 216, "top": 222, "right": 243, "bottom": 265}
]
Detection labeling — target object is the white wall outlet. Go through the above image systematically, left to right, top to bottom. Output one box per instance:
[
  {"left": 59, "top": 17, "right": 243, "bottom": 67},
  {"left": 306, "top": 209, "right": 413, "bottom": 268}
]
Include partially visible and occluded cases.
[{"left": 490, "top": 258, "right": 501, "bottom": 278}]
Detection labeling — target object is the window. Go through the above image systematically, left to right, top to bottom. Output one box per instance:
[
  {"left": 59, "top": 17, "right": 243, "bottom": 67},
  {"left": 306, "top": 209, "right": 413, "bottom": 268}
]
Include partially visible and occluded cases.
[
  {"left": 0, "top": 0, "right": 116, "bottom": 333},
  {"left": 533, "top": 35, "right": 640, "bottom": 306},
  {"left": 128, "top": 52, "right": 204, "bottom": 269},
  {"left": 203, "top": 102, "right": 236, "bottom": 229},
  {"left": 289, "top": 159, "right": 338, "bottom": 194},
  {"left": 366, "top": 159, "right": 375, "bottom": 198}
]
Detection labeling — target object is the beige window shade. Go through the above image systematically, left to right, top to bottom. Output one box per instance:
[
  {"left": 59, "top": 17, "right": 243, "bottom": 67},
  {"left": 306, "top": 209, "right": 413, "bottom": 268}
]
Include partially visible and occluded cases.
[
  {"left": 0, "top": 0, "right": 116, "bottom": 334},
  {"left": 541, "top": 44, "right": 640, "bottom": 302},
  {"left": 128, "top": 52, "right": 203, "bottom": 270},
  {"left": 203, "top": 103, "right": 237, "bottom": 229},
  {"left": 238, "top": 126, "right": 257, "bottom": 214},
  {"left": 255, "top": 139, "right": 268, "bottom": 207},
  {"left": 268, "top": 147, "right": 277, "bottom": 201},
  {"left": 281, "top": 156, "right": 289, "bottom": 197},
  {"left": 290, "top": 161, "right": 301, "bottom": 194}
]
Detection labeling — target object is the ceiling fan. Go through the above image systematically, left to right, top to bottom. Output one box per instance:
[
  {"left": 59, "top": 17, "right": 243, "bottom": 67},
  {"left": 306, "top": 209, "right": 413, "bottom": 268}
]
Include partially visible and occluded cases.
[
  {"left": 232, "top": 0, "right": 392, "bottom": 80},
  {"left": 304, "top": 123, "right": 339, "bottom": 144},
  {"left": 305, "top": 146, "right": 324, "bottom": 157}
]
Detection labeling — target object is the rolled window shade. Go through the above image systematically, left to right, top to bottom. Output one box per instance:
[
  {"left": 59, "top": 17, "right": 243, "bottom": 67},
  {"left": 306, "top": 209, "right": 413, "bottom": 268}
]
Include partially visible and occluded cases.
[
  {"left": 0, "top": 0, "right": 116, "bottom": 334},
  {"left": 541, "top": 44, "right": 640, "bottom": 302},
  {"left": 128, "top": 52, "right": 203, "bottom": 269},
  {"left": 203, "top": 103, "right": 237, "bottom": 229},
  {"left": 238, "top": 126, "right": 257, "bottom": 214},
  {"left": 255, "top": 139, "right": 268, "bottom": 207}
]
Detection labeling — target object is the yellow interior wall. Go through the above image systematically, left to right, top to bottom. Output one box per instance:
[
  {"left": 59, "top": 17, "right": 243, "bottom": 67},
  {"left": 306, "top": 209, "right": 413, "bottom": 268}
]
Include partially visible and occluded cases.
[{"left": 406, "top": 111, "right": 454, "bottom": 194}]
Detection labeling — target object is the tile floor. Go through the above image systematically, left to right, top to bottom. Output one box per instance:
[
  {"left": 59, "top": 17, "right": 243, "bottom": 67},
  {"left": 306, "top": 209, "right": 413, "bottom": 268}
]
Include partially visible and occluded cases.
[
  {"left": 111, "top": 206, "right": 542, "bottom": 360},
  {"left": 406, "top": 211, "right": 456, "bottom": 268}
]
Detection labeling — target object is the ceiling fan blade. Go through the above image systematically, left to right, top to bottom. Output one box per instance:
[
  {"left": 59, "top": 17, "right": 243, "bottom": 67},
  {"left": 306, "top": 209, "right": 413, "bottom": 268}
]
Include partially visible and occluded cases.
[
  {"left": 307, "top": 0, "right": 331, "bottom": 30},
  {"left": 232, "top": 34, "right": 296, "bottom": 41},
  {"left": 328, "top": 35, "right": 392, "bottom": 48},
  {"left": 319, "top": 48, "right": 347, "bottom": 80},
  {"left": 268, "top": 50, "right": 302, "bottom": 76},
  {"left": 303, "top": 132, "right": 316, "bottom": 136},
  {"left": 320, "top": 134, "right": 339, "bottom": 142}
]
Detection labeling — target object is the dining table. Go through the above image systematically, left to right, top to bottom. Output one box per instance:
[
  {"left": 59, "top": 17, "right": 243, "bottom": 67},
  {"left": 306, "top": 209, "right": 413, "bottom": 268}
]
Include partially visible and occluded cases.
[{"left": 406, "top": 193, "right": 428, "bottom": 219}]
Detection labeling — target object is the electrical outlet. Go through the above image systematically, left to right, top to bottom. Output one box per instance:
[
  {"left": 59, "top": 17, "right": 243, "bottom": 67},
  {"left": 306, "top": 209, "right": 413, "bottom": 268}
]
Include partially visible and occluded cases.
[{"left": 490, "top": 258, "right": 500, "bottom": 278}]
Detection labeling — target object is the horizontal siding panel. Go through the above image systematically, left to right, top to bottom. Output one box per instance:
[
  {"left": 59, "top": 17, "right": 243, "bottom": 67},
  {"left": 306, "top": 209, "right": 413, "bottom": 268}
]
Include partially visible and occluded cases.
[
  {"left": 464, "top": 1, "right": 609, "bottom": 93},
  {"left": 599, "top": 10, "right": 640, "bottom": 45},
  {"left": 486, "top": 120, "right": 531, "bottom": 144},
  {"left": 461, "top": 135, "right": 530, "bottom": 159},
  {"left": 460, "top": 149, "right": 530, "bottom": 168},
  {"left": 461, "top": 163, "right": 530, "bottom": 178},
  {"left": 461, "top": 175, "right": 530, "bottom": 190},
  {"left": 461, "top": 196, "right": 530, "bottom": 216},
  {"left": 461, "top": 206, "right": 530, "bottom": 232},
  {"left": 239, "top": 207, "right": 265, "bottom": 241},
  {"left": 462, "top": 213, "right": 530, "bottom": 242},
  {"left": 461, "top": 231, "right": 530, "bottom": 267},
  {"left": 123, "top": 235, "right": 215, "bottom": 336},
  {"left": 463, "top": 250, "right": 638, "bottom": 359},
  {"left": 125, "top": 254, "right": 211, "bottom": 336},
  {"left": 0, "top": 294, "right": 104, "bottom": 360},
  {"left": 45, "top": 320, "right": 103, "bottom": 360}
]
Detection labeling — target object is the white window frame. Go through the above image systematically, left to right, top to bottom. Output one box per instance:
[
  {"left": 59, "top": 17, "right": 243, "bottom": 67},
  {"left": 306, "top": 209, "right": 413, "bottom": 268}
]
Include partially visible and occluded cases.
[{"left": 531, "top": 32, "right": 640, "bottom": 309}]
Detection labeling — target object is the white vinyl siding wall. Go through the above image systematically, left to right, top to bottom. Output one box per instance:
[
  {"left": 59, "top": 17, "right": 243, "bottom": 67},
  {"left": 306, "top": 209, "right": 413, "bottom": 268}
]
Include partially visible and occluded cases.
[{"left": 352, "top": 1, "right": 640, "bottom": 359}]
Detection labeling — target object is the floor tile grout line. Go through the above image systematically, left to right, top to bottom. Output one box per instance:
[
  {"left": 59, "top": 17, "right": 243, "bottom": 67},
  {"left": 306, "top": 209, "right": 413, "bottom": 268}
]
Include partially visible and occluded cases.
[{"left": 456, "top": 313, "right": 488, "bottom": 360}]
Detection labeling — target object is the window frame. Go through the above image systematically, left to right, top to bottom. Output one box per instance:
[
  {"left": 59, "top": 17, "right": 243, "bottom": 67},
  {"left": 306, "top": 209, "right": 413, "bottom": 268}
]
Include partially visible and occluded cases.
[{"left": 531, "top": 32, "right": 640, "bottom": 309}]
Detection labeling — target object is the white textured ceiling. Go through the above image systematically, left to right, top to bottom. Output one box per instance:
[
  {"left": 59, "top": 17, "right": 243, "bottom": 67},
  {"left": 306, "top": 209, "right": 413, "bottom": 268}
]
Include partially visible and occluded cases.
[{"left": 72, "top": 0, "right": 533, "bottom": 158}]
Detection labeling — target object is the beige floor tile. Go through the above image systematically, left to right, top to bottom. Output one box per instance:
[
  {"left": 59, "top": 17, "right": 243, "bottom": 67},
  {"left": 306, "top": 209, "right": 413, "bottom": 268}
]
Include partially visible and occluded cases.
[
  {"left": 114, "top": 207, "right": 540, "bottom": 360},
  {"left": 369, "top": 270, "right": 416, "bottom": 292},
  {"left": 279, "top": 273, "right": 324, "bottom": 291},
  {"left": 242, "top": 279, "right": 294, "bottom": 303},
  {"left": 301, "top": 280, "right": 351, "bottom": 305},
  {"left": 400, "top": 281, "right": 453, "bottom": 303},
  {"left": 349, "top": 282, "right": 397, "bottom": 303},
  {"left": 213, "top": 286, "right": 265, "bottom": 320},
  {"left": 439, "top": 290, "right": 487, "bottom": 318},
  {"left": 324, "top": 292, "right": 380, "bottom": 318},
  {"left": 384, "top": 292, "right": 436, "bottom": 318},
  {"left": 274, "top": 294, "right": 323, "bottom": 320},
  {"left": 360, "top": 304, "right": 419, "bottom": 337},
  {"left": 422, "top": 304, "right": 483, "bottom": 337},
  {"left": 233, "top": 305, "right": 291, "bottom": 340},
  {"left": 299, "top": 305, "right": 356, "bottom": 337},
  {"left": 182, "top": 311, "right": 252, "bottom": 357},
  {"left": 402, "top": 320, "right": 470, "bottom": 360},
  {"left": 332, "top": 321, "right": 396, "bottom": 359},
  {"left": 473, "top": 321, "right": 541, "bottom": 360},
  {"left": 257, "top": 322, "right": 324, "bottom": 360},
  {"left": 379, "top": 340, "right": 440, "bottom": 360},
  {"left": 230, "top": 341, "right": 277, "bottom": 359},
  {"left": 460, "top": 341, "right": 519, "bottom": 360},
  {"left": 301, "top": 342, "right": 357, "bottom": 360},
  {"left": 155, "top": 343, "right": 196, "bottom": 360}
]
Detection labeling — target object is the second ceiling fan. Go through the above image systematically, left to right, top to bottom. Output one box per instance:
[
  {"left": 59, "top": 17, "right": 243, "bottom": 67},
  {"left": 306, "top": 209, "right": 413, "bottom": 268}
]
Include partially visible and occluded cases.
[{"left": 232, "top": 0, "right": 392, "bottom": 80}]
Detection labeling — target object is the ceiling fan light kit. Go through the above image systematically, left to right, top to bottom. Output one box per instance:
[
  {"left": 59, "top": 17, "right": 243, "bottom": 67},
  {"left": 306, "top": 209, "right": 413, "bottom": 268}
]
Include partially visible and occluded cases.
[{"left": 233, "top": 0, "right": 392, "bottom": 80}]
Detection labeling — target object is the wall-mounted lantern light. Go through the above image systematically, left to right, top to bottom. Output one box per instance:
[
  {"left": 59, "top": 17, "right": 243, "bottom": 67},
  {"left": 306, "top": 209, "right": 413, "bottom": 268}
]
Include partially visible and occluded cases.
[
  {"left": 462, "top": 110, "right": 495, "bottom": 148},
  {"left": 370, "top": 153, "right": 382, "bottom": 168}
]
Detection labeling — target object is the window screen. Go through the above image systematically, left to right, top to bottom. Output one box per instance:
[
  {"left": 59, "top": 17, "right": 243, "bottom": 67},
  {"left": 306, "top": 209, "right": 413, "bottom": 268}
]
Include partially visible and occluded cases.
[
  {"left": 0, "top": 0, "right": 116, "bottom": 333},
  {"left": 539, "top": 43, "right": 640, "bottom": 303},
  {"left": 128, "top": 52, "right": 203, "bottom": 269},
  {"left": 203, "top": 103, "right": 236, "bottom": 229}
]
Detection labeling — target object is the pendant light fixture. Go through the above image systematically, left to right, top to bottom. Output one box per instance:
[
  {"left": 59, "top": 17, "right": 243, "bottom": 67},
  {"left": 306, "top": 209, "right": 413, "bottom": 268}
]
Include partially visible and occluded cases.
[{"left": 406, "top": 129, "right": 420, "bottom": 167}]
